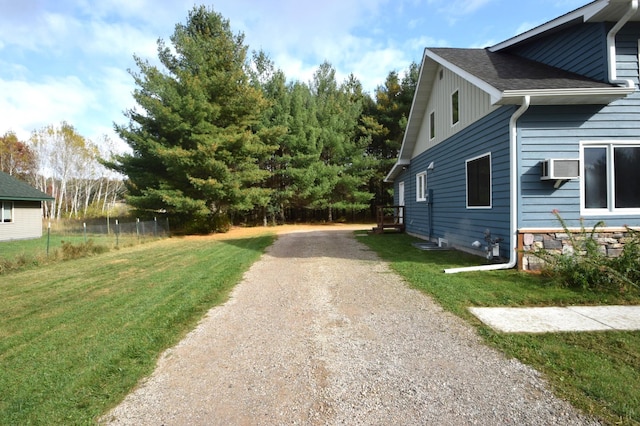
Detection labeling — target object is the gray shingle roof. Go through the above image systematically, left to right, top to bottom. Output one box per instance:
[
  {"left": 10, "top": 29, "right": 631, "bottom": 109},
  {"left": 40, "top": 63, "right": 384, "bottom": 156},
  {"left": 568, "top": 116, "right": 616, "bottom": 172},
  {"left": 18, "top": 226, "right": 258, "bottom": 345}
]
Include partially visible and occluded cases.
[
  {"left": 429, "top": 48, "right": 616, "bottom": 91},
  {"left": 0, "top": 171, "right": 53, "bottom": 201}
]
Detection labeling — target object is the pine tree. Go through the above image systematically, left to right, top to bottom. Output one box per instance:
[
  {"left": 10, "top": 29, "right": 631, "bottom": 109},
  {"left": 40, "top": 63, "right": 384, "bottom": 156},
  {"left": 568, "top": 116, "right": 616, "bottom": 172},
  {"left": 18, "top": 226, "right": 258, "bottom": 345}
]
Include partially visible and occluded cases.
[
  {"left": 110, "top": 6, "right": 273, "bottom": 232},
  {"left": 307, "top": 62, "right": 370, "bottom": 221},
  {"left": 366, "top": 63, "right": 419, "bottom": 209}
]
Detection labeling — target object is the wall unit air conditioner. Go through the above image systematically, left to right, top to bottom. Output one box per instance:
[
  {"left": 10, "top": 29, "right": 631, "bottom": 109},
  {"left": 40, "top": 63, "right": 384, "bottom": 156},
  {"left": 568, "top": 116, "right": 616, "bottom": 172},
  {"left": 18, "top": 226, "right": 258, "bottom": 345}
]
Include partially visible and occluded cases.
[{"left": 540, "top": 159, "right": 580, "bottom": 181}]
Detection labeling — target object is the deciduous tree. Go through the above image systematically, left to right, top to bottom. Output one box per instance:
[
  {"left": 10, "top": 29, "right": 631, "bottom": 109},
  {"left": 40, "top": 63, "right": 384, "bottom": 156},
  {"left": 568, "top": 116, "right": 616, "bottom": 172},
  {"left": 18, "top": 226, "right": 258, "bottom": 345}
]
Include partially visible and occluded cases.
[{"left": 0, "top": 131, "right": 37, "bottom": 183}]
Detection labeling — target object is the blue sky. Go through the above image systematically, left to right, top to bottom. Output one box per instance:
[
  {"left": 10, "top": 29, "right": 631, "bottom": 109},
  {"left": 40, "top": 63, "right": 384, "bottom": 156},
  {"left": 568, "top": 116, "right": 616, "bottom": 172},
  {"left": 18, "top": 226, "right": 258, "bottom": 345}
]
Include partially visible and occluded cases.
[{"left": 0, "top": 0, "right": 587, "bottom": 151}]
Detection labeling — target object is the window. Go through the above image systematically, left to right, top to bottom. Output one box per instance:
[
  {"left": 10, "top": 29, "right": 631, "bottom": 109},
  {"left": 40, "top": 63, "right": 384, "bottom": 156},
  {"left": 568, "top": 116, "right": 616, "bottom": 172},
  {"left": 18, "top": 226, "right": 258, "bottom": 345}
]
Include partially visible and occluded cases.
[
  {"left": 451, "top": 90, "right": 459, "bottom": 125},
  {"left": 429, "top": 111, "right": 435, "bottom": 140},
  {"left": 582, "top": 142, "right": 640, "bottom": 213},
  {"left": 466, "top": 153, "right": 491, "bottom": 208},
  {"left": 416, "top": 172, "right": 427, "bottom": 202},
  {"left": 1, "top": 202, "right": 13, "bottom": 223}
]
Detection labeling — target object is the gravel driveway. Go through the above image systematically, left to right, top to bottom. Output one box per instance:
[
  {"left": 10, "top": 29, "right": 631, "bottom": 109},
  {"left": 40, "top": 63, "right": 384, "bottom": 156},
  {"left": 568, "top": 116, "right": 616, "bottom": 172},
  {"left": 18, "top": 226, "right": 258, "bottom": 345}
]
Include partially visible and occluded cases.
[{"left": 102, "top": 227, "right": 598, "bottom": 425}]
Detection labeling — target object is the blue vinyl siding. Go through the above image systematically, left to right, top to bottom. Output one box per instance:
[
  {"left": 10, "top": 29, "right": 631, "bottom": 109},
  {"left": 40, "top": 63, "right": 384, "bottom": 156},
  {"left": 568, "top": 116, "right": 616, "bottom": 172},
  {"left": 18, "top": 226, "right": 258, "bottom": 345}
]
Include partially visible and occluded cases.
[
  {"left": 517, "top": 22, "right": 640, "bottom": 229},
  {"left": 509, "top": 23, "right": 607, "bottom": 81},
  {"left": 616, "top": 23, "right": 640, "bottom": 86},
  {"left": 519, "top": 92, "right": 640, "bottom": 229},
  {"left": 397, "top": 107, "right": 513, "bottom": 256}
]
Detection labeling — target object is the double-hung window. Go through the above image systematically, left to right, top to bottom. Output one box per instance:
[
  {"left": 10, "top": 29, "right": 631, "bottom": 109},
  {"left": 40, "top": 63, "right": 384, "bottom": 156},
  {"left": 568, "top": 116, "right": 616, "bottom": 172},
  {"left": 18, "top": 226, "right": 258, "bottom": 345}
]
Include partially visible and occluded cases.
[
  {"left": 582, "top": 142, "right": 640, "bottom": 213},
  {"left": 466, "top": 153, "right": 491, "bottom": 208},
  {"left": 416, "top": 171, "right": 427, "bottom": 202},
  {"left": 1, "top": 201, "right": 13, "bottom": 223}
]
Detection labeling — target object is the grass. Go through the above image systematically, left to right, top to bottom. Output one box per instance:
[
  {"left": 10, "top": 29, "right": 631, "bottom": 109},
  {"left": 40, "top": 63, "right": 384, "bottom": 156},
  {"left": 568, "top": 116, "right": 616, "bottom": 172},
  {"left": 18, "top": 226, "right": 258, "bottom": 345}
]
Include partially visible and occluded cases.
[
  {"left": 357, "top": 231, "right": 640, "bottom": 426},
  {"left": 0, "top": 233, "right": 275, "bottom": 425},
  {"left": 0, "top": 233, "right": 145, "bottom": 259}
]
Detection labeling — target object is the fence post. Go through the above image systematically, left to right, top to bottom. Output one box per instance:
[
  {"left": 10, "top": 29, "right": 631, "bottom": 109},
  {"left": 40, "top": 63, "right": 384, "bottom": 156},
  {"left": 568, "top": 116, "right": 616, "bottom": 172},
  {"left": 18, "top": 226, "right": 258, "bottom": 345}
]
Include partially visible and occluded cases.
[
  {"left": 154, "top": 217, "right": 158, "bottom": 237},
  {"left": 136, "top": 218, "right": 140, "bottom": 240},
  {"left": 115, "top": 219, "right": 119, "bottom": 247},
  {"left": 46, "top": 222, "right": 51, "bottom": 257},
  {"left": 83, "top": 222, "right": 87, "bottom": 243}
]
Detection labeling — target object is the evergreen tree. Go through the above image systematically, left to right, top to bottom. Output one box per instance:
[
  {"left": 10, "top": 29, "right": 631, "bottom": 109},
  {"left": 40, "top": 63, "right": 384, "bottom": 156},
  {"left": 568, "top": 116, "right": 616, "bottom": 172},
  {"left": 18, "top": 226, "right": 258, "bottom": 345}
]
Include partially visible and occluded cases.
[
  {"left": 110, "top": 6, "right": 273, "bottom": 232},
  {"left": 249, "top": 51, "right": 290, "bottom": 225},
  {"left": 307, "top": 62, "right": 370, "bottom": 221},
  {"left": 366, "top": 62, "right": 419, "bottom": 209}
]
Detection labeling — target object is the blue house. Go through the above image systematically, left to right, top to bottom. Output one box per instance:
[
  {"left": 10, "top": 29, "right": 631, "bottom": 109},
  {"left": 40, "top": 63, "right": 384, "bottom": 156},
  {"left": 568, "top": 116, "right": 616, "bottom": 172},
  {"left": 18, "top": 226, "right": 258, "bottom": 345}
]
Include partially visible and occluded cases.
[{"left": 385, "top": 0, "right": 640, "bottom": 272}]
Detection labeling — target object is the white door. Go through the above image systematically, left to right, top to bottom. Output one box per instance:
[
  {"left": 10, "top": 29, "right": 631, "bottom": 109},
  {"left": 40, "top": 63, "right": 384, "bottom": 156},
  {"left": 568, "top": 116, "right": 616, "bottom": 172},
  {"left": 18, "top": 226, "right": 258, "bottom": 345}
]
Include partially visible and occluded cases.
[{"left": 398, "top": 181, "right": 405, "bottom": 224}]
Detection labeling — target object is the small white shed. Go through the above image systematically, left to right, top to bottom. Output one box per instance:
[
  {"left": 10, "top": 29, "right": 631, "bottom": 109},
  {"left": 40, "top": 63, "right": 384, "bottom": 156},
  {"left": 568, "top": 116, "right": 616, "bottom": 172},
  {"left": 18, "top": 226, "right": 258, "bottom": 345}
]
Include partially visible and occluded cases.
[{"left": 0, "top": 171, "right": 54, "bottom": 242}]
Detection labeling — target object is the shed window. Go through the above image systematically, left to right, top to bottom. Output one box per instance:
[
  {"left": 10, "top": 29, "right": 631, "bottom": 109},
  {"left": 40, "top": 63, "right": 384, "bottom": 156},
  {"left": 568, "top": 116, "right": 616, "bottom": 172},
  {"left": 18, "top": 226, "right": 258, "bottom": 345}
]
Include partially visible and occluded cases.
[
  {"left": 583, "top": 143, "right": 640, "bottom": 212},
  {"left": 466, "top": 153, "right": 491, "bottom": 208},
  {"left": 1, "top": 202, "right": 13, "bottom": 223}
]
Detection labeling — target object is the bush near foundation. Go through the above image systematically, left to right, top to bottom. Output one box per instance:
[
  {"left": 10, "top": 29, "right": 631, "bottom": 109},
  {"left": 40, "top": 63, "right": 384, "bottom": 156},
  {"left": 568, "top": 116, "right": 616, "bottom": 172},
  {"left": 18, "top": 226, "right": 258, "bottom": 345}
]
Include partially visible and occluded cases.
[{"left": 532, "top": 211, "right": 640, "bottom": 294}]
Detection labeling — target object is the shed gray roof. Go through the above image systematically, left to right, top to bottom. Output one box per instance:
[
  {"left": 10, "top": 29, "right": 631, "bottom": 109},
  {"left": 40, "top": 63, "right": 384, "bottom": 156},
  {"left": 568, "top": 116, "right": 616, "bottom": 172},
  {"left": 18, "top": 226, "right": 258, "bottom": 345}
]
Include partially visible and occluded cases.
[
  {"left": 429, "top": 48, "right": 616, "bottom": 92},
  {"left": 0, "top": 171, "right": 54, "bottom": 201}
]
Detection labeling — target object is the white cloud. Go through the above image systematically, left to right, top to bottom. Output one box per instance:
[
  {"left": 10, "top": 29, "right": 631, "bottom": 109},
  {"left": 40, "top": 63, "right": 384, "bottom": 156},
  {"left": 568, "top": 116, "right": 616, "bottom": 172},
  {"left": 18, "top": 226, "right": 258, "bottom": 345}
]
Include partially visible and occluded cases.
[
  {"left": 427, "top": 0, "right": 495, "bottom": 24},
  {"left": 84, "top": 20, "right": 159, "bottom": 60},
  {"left": 0, "top": 75, "right": 96, "bottom": 140}
]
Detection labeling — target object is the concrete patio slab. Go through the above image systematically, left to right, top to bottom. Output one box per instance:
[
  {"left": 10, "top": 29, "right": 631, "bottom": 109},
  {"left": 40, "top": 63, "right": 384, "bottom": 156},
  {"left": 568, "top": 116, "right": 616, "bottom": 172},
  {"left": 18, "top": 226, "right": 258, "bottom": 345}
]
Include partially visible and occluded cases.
[
  {"left": 568, "top": 305, "right": 640, "bottom": 331},
  {"left": 469, "top": 306, "right": 640, "bottom": 333}
]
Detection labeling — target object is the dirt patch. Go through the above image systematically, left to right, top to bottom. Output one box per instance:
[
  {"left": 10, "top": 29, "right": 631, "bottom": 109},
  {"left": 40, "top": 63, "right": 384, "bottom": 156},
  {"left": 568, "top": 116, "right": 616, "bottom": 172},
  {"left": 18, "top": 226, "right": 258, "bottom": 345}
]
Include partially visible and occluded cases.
[{"left": 180, "top": 223, "right": 374, "bottom": 240}]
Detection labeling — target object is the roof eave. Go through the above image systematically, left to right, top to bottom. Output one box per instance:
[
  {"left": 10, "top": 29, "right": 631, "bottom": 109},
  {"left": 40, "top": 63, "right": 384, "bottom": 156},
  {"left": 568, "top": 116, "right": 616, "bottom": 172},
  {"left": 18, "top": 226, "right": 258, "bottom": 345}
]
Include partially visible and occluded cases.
[
  {"left": 489, "top": 0, "right": 608, "bottom": 52},
  {"left": 424, "top": 50, "right": 503, "bottom": 103},
  {"left": 496, "top": 86, "right": 635, "bottom": 105},
  {"left": 384, "top": 160, "right": 410, "bottom": 183},
  {"left": 0, "top": 196, "right": 53, "bottom": 202}
]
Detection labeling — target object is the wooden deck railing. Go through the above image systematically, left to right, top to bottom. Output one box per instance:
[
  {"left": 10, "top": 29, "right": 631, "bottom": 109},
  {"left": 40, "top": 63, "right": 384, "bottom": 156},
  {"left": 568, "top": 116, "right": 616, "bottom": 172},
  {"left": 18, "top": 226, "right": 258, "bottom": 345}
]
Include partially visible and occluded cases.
[{"left": 373, "top": 205, "right": 405, "bottom": 233}]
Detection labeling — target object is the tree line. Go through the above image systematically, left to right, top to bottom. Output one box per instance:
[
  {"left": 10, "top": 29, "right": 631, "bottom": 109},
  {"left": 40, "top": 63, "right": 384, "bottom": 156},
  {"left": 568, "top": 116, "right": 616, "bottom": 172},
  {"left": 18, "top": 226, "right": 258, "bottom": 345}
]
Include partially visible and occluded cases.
[
  {"left": 1, "top": 5, "right": 416, "bottom": 230},
  {"left": 107, "top": 5, "right": 417, "bottom": 232},
  {"left": 0, "top": 125, "right": 124, "bottom": 219}
]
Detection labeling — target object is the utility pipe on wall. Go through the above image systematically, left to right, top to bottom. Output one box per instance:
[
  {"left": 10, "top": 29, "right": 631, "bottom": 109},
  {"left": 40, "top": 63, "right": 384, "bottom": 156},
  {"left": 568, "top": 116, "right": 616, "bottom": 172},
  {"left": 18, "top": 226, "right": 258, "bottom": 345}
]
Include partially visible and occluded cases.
[{"left": 445, "top": 96, "right": 531, "bottom": 274}]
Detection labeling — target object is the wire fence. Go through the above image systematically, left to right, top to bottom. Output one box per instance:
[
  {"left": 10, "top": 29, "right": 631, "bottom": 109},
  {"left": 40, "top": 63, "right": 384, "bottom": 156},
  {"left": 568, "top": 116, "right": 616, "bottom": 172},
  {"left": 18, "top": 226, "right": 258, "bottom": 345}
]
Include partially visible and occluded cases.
[
  {"left": 47, "top": 217, "right": 170, "bottom": 248},
  {"left": 53, "top": 217, "right": 170, "bottom": 240},
  {"left": 0, "top": 218, "right": 171, "bottom": 263}
]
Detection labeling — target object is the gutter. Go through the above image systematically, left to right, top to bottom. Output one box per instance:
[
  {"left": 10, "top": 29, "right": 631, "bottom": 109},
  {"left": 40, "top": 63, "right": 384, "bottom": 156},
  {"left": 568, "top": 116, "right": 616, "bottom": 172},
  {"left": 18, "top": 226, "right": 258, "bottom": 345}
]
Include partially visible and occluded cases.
[
  {"left": 607, "top": 0, "right": 638, "bottom": 88},
  {"left": 444, "top": 96, "right": 530, "bottom": 274}
]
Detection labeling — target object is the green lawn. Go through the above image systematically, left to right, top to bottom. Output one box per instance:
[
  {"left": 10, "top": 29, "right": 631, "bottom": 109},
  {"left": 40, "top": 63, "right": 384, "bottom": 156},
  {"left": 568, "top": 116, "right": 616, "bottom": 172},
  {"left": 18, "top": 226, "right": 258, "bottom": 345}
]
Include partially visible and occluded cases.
[
  {"left": 2, "top": 229, "right": 638, "bottom": 425},
  {"left": 357, "top": 231, "right": 640, "bottom": 426},
  {"left": 0, "top": 233, "right": 275, "bottom": 425},
  {"left": 0, "top": 233, "right": 147, "bottom": 261}
]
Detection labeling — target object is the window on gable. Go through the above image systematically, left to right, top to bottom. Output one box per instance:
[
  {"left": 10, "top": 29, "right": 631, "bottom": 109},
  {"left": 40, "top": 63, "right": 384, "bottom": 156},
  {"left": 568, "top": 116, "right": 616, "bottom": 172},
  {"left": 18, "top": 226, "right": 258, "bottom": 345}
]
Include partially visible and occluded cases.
[
  {"left": 451, "top": 90, "right": 459, "bottom": 126},
  {"left": 429, "top": 111, "right": 435, "bottom": 140},
  {"left": 583, "top": 143, "right": 640, "bottom": 212},
  {"left": 466, "top": 153, "right": 491, "bottom": 208},
  {"left": 416, "top": 172, "right": 427, "bottom": 202},
  {"left": 1, "top": 201, "right": 13, "bottom": 223}
]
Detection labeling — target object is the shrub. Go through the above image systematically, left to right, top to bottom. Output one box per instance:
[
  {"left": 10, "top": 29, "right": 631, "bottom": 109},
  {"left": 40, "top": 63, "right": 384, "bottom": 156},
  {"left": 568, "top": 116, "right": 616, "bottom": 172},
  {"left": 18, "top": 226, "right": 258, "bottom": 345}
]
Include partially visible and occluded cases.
[
  {"left": 532, "top": 211, "right": 639, "bottom": 294},
  {"left": 60, "top": 240, "right": 109, "bottom": 260}
]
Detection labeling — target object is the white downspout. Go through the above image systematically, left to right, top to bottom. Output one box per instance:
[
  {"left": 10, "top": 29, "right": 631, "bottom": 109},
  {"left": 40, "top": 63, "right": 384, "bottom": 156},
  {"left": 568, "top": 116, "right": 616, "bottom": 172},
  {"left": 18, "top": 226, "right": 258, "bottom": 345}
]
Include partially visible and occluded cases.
[
  {"left": 607, "top": 0, "right": 638, "bottom": 88},
  {"left": 445, "top": 96, "right": 530, "bottom": 274}
]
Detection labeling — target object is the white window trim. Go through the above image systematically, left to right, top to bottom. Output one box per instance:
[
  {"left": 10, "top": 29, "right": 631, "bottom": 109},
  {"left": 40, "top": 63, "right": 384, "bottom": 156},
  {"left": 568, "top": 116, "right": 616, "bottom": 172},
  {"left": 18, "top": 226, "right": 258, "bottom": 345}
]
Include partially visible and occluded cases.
[
  {"left": 451, "top": 89, "right": 460, "bottom": 127},
  {"left": 580, "top": 140, "right": 640, "bottom": 216},
  {"left": 465, "top": 152, "right": 492, "bottom": 209},
  {"left": 416, "top": 171, "right": 427, "bottom": 202},
  {"left": 1, "top": 201, "right": 14, "bottom": 223}
]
